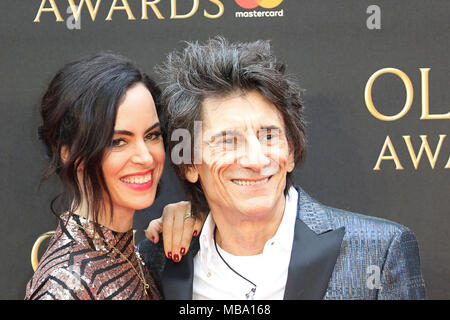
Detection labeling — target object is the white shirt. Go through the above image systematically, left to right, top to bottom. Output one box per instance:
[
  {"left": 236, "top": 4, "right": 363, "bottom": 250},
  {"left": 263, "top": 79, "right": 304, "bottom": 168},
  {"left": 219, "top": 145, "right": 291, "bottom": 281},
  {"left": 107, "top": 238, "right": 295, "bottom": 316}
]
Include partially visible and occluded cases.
[{"left": 192, "top": 187, "right": 298, "bottom": 300}]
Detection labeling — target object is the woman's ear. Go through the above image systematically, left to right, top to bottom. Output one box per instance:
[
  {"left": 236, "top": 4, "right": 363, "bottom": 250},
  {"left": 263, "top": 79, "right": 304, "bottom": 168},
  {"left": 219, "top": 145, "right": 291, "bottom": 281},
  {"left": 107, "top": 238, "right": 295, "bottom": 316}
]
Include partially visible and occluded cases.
[
  {"left": 60, "top": 145, "right": 69, "bottom": 163},
  {"left": 61, "top": 145, "right": 84, "bottom": 171},
  {"left": 185, "top": 166, "right": 199, "bottom": 183}
]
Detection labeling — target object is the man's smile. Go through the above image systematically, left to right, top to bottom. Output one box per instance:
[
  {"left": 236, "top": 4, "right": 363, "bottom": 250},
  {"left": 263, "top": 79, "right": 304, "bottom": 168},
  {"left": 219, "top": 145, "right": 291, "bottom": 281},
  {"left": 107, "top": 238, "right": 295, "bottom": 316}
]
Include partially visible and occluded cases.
[{"left": 231, "top": 176, "right": 271, "bottom": 186}]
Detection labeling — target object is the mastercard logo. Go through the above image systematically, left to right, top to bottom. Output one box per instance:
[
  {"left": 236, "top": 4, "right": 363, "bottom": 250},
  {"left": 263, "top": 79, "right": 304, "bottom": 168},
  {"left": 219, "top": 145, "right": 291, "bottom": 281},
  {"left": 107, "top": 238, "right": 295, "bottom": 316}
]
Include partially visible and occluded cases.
[{"left": 234, "top": 0, "right": 284, "bottom": 10}]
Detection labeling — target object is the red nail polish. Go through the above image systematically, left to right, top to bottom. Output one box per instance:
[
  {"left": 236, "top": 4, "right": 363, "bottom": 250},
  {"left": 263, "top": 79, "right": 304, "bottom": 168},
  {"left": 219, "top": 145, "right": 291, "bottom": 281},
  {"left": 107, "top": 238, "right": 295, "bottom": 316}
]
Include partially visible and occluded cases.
[
  {"left": 193, "top": 230, "right": 198, "bottom": 237},
  {"left": 151, "top": 236, "right": 155, "bottom": 243},
  {"left": 180, "top": 247, "right": 186, "bottom": 255},
  {"left": 168, "top": 252, "right": 172, "bottom": 259},
  {"left": 173, "top": 254, "right": 179, "bottom": 262}
]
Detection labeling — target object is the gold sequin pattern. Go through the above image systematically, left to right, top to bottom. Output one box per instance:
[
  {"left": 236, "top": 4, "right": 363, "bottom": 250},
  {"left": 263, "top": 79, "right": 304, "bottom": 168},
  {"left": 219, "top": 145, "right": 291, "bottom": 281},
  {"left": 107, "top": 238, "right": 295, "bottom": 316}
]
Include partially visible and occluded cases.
[{"left": 25, "top": 212, "right": 161, "bottom": 300}]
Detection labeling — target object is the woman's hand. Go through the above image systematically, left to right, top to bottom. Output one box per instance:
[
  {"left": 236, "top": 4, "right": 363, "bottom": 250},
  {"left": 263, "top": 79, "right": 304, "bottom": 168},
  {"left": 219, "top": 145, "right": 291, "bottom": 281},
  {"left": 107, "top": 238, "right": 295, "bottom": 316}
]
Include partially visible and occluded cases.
[{"left": 145, "top": 201, "right": 205, "bottom": 262}]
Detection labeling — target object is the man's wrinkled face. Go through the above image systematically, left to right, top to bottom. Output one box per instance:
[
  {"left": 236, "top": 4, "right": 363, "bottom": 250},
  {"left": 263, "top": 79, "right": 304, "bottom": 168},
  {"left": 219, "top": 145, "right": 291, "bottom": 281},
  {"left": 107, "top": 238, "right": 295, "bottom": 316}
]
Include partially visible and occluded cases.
[{"left": 185, "top": 90, "right": 295, "bottom": 220}]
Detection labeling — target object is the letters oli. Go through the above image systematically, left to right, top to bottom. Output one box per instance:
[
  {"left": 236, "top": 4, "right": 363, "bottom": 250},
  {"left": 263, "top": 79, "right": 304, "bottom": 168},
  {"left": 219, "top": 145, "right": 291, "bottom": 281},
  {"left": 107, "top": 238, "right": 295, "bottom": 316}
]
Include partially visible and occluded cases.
[
  {"left": 34, "top": 0, "right": 225, "bottom": 22},
  {"left": 365, "top": 68, "right": 450, "bottom": 121},
  {"left": 366, "top": 68, "right": 450, "bottom": 170}
]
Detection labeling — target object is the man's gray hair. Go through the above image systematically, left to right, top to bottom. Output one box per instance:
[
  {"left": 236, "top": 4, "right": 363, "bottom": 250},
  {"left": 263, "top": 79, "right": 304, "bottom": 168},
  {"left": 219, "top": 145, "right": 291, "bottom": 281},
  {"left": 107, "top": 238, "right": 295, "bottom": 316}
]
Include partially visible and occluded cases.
[{"left": 157, "top": 36, "right": 306, "bottom": 216}]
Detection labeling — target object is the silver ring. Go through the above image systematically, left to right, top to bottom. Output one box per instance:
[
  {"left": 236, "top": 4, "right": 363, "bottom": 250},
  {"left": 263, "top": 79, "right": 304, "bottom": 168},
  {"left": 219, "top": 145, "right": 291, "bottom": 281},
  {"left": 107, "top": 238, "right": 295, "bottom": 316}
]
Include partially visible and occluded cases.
[{"left": 183, "top": 213, "right": 194, "bottom": 220}]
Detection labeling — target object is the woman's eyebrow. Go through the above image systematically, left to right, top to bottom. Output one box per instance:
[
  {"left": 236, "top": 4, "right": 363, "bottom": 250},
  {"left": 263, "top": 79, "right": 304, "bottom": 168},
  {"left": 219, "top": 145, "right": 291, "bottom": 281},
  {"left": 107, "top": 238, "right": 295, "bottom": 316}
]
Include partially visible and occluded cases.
[
  {"left": 113, "top": 122, "right": 160, "bottom": 136},
  {"left": 144, "top": 122, "right": 161, "bottom": 134}
]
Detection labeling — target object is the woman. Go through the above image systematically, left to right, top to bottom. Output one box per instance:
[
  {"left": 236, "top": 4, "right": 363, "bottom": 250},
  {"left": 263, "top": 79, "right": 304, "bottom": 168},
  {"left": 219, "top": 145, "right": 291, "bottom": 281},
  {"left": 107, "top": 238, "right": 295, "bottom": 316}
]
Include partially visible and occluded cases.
[{"left": 25, "top": 52, "right": 166, "bottom": 300}]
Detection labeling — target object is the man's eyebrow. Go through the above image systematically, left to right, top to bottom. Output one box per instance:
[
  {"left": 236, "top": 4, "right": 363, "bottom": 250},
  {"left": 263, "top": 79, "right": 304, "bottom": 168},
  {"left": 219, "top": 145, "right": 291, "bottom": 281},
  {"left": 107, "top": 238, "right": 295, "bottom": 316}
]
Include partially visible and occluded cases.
[
  {"left": 114, "top": 122, "right": 160, "bottom": 136},
  {"left": 259, "top": 125, "right": 281, "bottom": 131},
  {"left": 206, "top": 126, "right": 282, "bottom": 142},
  {"left": 208, "top": 130, "right": 240, "bottom": 140}
]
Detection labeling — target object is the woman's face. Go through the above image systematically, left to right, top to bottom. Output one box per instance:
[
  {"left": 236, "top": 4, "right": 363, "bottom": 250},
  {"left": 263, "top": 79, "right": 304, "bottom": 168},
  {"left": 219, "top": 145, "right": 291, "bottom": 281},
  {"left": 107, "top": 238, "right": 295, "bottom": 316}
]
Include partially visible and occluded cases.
[{"left": 101, "top": 82, "right": 165, "bottom": 214}]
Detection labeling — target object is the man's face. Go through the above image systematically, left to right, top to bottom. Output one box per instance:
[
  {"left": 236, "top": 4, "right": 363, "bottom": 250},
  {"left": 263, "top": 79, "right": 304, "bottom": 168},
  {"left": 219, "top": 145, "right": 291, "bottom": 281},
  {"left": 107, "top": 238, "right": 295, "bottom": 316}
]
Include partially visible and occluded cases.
[{"left": 186, "top": 90, "right": 295, "bottom": 221}]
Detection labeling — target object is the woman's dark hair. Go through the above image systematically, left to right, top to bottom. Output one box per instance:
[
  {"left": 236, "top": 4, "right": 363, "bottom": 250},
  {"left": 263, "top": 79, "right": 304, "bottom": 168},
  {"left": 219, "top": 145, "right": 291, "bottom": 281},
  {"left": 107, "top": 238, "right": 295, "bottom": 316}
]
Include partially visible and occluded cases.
[
  {"left": 156, "top": 37, "right": 306, "bottom": 217},
  {"left": 38, "top": 52, "right": 162, "bottom": 233}
]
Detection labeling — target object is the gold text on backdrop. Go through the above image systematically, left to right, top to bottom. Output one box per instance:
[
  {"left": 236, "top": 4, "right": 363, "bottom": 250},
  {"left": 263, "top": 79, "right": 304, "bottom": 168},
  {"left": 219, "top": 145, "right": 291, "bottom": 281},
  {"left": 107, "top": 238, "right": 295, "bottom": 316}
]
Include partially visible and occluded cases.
[
  {"left": 34, "top": 0, "right": 225, "bottom": 22},
  {"left": 365, "top": 68, "right": 449, "bottom": 170},
  {"left": 365, "top": 68, "right": 450, "bottom": 121},
  {"left": 373, "top": 135, "right": 449, "bottom": 170}
]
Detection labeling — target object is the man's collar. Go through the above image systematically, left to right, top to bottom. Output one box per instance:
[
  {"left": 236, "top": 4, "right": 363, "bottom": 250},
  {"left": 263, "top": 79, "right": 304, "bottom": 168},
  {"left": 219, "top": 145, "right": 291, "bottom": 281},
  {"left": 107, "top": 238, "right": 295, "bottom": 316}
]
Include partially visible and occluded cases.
[
  {"left": 270, "top": 186, "right": 298, "bottom": 252},
  {"left": 283, "top": 186, "right": 345, "bottom": 299},
  {"left": 295, "top": 186, "right": 335, "bottom": 234},
  {"left": 198, "top": 212, "right": 216, "bottom": 272}
]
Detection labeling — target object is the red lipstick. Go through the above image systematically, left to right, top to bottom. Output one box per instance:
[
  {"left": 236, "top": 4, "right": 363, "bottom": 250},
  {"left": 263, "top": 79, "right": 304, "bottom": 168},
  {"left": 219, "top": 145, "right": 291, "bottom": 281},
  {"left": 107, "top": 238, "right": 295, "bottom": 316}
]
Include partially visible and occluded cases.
[{"left": 120, "top": 169, "right": 154, "bottom": 191}]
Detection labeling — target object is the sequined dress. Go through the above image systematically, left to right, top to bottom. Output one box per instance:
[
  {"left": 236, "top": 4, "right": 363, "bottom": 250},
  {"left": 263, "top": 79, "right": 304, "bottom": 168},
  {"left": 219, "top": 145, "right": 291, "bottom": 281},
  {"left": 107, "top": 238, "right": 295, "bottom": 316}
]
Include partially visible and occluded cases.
[{"left": 25, "top": 212, "right": 161, "bottom": 300}]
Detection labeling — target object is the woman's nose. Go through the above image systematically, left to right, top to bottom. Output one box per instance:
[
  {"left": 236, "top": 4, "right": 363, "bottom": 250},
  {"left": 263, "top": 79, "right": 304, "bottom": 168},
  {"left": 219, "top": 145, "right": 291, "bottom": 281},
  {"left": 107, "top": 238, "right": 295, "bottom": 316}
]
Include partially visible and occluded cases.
[{"left": 131, "top": 140, "right": 154, "bottom": 166}]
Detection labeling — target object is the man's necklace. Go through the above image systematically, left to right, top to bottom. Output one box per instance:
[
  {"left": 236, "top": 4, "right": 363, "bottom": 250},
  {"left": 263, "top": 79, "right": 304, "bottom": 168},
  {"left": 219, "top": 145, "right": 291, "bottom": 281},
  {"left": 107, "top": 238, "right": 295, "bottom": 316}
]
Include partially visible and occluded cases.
[
  {"left": 70, "top": 221, "right": 150, "bottom": 298},
  {"left": 213, "top": 226, "right": 257, "bottom": 300}
]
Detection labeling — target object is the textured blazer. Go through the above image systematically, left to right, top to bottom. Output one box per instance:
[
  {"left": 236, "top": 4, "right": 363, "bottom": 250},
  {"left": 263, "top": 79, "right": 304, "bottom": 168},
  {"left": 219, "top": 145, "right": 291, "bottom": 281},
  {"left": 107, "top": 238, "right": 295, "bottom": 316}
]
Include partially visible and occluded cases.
[{"left": 138, "top": 186, "right": 426, "bottom": 299}]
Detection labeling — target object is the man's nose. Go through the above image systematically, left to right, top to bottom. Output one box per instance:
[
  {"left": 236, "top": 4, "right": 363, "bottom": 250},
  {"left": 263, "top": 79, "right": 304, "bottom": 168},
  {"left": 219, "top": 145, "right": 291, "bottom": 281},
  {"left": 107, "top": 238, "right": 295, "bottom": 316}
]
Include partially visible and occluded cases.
[{"left": 238, "top": 135, "right": 270, "bottom": 170}]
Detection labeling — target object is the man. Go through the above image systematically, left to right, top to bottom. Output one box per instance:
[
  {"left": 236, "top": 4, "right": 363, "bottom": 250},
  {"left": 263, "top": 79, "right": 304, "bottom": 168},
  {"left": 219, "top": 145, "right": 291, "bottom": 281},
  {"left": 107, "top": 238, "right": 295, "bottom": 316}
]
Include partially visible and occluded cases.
[{"left": 139, "top": 37, "right": 426, "bottom": 299}]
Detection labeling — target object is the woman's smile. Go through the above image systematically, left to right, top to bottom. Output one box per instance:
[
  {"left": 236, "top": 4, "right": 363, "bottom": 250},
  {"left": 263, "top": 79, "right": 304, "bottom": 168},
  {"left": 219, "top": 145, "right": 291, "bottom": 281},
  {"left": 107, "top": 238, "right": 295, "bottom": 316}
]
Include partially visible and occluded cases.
[{"left": 120, "top": 169, "right": 154, "bottom": 190}]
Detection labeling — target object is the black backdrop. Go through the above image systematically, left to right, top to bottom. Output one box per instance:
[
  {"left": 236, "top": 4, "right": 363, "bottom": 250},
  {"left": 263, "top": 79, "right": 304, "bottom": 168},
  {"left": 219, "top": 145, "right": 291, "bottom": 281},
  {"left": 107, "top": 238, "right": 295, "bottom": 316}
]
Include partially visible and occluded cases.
[{"left": 1, "top": 0, "right": 449, "bottom": 299}]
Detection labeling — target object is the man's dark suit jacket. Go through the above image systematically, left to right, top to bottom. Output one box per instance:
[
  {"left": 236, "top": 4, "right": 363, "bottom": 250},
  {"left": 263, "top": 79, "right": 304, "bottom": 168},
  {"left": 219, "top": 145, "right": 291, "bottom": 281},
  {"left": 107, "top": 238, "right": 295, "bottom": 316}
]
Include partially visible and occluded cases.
[{"left": 138, "top": 186, "right": 426, "bottom": 299}]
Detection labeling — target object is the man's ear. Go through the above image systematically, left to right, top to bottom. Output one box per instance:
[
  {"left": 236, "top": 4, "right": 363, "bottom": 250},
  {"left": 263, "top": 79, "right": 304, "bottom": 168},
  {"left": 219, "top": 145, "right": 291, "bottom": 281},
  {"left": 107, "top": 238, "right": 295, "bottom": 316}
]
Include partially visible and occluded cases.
[
  {"left": 286, "top": 151, "right": 295, "bottom": 173},
  {"left": 185, "top": 166, "right": 199, "bottom": 183}
]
